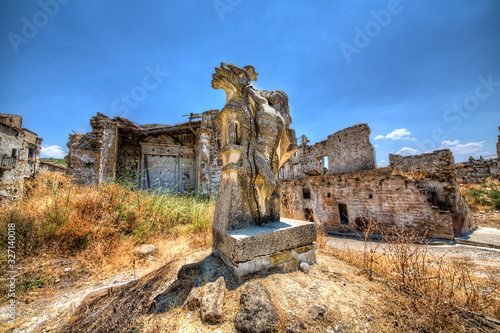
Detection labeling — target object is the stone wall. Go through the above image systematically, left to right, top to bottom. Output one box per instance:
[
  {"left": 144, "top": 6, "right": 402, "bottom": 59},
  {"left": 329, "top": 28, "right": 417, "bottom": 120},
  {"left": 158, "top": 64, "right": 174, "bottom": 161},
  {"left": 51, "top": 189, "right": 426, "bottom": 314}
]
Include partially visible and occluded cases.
[
  {"left": 196, "top": 109, "right": 222, "bottom": 195},
  {"left": 67, "top": 111, "right": 222, "bottom": 194},
  {"left": 66, "top": 113, "right": 117, "bottom": 185},
  {"left": 0, "top": 114, "right": 42, "bottom": 199},
  {"left": 280, "top": 124, "right": 376, "bottom": 179},
  {"left": 281, "top": 149, "right": 475, "bottom": 239},
  {"left": 389, "top": 149, "right": 474, "bottom": 234},
  {"left": 456, "top": 157, "right": 499, "bottom": 184},
  {"left": 39, "top": 161, "right": 67, "bottom": 173},
  {"left": 282, "top": 168, "right": 456, "bottom": 239}
]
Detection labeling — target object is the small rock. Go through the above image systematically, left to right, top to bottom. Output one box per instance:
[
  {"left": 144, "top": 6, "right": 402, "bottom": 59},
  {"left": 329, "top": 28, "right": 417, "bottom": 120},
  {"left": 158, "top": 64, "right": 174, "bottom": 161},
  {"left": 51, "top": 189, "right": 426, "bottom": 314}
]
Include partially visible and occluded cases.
[
  {"left": 134, "top": 244, "right": 158, "bottom": 256},
  {"left": 148, "top": 255, "right": 156, "bottom": 261},
  {"left": 299, "top": 262, "right": 310, "bottom": 274},
  {"left": 64, "top": 267, "right": 71, "bottom": 272},
  {"left": 356, "top": 268, "right": 373, "bottom": 279},
  {"left": 201, "top": 276, "right": 225, "bottom": 323},
  {"left": 235, "top": 281, "right": 279, "bottom": 333},
  {"left": 183, "top": 285, "right": 201, "bottom": 308},
  {"left": 25, "top": 297, "right": 34, "bottom": 304},
  {"left": 307, "top": 304, "right": 327, "bottom": 320},
  {"left": 187, "top": 311, "right": 193, "bottom": 318},
  {"left": 367, "top": 315, "right": 373, "bottom": 321},
  {"left": 286, "top": 321, "right": 307, "bottom": 332},
  {"left": 334, "top": 324, "right": 349, "bottom": 333}
]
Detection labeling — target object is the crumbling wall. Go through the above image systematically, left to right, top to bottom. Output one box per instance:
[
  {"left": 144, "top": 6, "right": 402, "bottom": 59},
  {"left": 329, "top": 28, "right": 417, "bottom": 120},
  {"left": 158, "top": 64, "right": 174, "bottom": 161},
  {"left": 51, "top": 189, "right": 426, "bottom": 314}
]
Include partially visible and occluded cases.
[
  {"left": 196, "top": 109, "right": 222, "bottom": 195},
  {"left": 66, "top": 113, "right": 118, "bottom": 185},
  {"left": 0, "top": 115, "right": 42, "bottom": 199},
  {"left": 281, "top": 124, "right": 376, "bottom": 179},
  {"left": 389, "top": 149, "right": 474, "bottom": 234},
  {"left": 456, "top": 157, "right": 499, "bottom": 184},
  {"left": 39, "top": 161, "right": 67, "bottom": 173},
  {"left": 282, "top": 168, "right": 455, "bottom": 239}
]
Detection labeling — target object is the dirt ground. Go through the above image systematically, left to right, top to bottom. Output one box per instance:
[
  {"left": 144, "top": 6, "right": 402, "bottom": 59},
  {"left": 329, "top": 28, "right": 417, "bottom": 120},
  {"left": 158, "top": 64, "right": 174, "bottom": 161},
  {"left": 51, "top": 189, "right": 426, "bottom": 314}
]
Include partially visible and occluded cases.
[{"left": 2, "top": 244, "right": 499, "bottom": 333}]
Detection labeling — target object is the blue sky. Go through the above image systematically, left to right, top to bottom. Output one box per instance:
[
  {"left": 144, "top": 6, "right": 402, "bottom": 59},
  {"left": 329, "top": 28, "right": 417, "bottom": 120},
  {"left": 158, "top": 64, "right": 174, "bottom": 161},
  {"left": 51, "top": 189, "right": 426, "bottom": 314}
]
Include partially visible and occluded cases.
[{"left": 1, "top": 0, "right": 499, "bottom": 165}]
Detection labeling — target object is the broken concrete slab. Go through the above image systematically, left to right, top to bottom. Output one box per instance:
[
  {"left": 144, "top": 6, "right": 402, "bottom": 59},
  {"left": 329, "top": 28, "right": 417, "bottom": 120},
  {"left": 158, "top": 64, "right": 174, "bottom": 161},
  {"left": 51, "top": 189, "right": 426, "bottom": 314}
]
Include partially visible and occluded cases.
[
  {"left": 201, "top": 276, "right": 225, "bottom": 322},
  {"left": 235, "top": 281, "right": 279, "bottom": 333}
]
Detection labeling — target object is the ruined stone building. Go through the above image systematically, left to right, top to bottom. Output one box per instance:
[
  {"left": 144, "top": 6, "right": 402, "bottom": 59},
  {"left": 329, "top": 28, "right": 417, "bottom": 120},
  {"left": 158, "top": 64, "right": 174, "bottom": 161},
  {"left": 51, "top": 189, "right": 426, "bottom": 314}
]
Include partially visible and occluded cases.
[
  {"left": 66, "top": 111, "right": 222, "bottom": 194},
  {"left": 68, "top": 111, "right": 477, "bottom": 239},
  {"left": 0, "top": 114, "right": 42, "bottom": 199},
  {"left": 278, "top": 125, "right": 474, "bottom": 240},
  {"left": 455, "top": 128, "right": 500, "bottom": 184}
]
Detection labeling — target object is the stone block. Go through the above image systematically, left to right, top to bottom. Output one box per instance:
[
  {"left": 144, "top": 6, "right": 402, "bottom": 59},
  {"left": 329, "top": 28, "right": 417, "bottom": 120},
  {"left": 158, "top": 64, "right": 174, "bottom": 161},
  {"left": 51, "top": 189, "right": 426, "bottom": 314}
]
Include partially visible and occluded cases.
[{"left": 214, "top": 218, "right": 317, "bottom": 263}]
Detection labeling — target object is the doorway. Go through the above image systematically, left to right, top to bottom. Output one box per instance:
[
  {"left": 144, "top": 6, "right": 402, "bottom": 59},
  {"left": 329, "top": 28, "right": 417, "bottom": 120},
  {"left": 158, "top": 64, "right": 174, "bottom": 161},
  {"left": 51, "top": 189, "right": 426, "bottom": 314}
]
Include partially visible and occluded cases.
[{"left": 338, "top": 204, "right": 349, "bottom": 225}]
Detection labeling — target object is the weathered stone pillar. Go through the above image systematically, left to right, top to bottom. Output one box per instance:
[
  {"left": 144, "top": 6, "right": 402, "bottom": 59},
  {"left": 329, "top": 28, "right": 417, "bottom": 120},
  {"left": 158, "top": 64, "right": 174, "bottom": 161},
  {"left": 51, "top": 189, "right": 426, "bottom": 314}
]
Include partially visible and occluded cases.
[{"left": 210, "top": 63, "right": 316, "bottom": 280}]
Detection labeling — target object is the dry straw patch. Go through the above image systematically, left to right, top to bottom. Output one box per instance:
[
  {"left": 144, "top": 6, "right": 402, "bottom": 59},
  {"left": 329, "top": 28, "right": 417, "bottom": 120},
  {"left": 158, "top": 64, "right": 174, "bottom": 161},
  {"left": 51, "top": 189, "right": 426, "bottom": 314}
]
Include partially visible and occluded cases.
[
  {"left": 0, "top": 172, "right": 215, "bottom": 295},
  {"left": 324, "top": 216, "right": 500, "bottom": 330}
]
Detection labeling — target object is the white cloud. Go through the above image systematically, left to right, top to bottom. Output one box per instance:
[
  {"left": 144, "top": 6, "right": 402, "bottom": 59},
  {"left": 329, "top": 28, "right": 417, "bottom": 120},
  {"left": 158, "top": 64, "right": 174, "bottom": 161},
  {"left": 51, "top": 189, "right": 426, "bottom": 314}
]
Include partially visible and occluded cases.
[
  {"left": 375, "top": 128, "right": 412, "bottom": 140},
  {"left": 386, "top": 128, "right": 411, "bottom": 140},
  {"left": 438, "top": 140, "right": 484, "bottom": 155},
  {"left": 374, "top": 144, "right": 380, "bottom": 147},
  {"left": 41, "top": 145, "right": 66, "bottom": 159},
  {"left": 396, "top": 147, "right": 418, "bottom": 156},
  {"left": 377, "top": 160, "right": 388, "bottom": 167}
]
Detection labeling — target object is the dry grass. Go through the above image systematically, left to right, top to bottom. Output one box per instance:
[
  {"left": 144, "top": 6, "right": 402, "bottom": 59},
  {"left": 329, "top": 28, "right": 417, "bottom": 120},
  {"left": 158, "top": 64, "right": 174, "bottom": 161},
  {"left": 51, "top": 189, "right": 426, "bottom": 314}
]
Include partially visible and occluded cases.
[
  {"left": 0, "top": 172, "right": 215, "bottom": 295},
  {"left": 462, "top": 179, "right": 500, "bottom": 212},
  {"left": 325, "top": 218, "right": 500, "bottom": 330}
]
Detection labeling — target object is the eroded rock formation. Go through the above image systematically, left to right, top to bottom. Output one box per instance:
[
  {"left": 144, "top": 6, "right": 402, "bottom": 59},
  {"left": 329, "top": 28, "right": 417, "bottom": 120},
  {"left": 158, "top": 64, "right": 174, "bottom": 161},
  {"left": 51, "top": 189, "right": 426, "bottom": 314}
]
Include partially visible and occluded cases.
[{"left": 211, "top": 62, "right": 297, "bottom": 236}]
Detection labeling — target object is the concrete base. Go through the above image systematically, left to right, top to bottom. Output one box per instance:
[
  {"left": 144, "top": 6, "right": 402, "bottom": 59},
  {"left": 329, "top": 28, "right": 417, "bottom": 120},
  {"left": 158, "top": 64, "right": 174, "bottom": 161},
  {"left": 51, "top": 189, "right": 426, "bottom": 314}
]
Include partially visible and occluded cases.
[
  {"left": 212, "top": 218, "right": 318, "bottom": 280},
  {"left": 214, "top": 243, "right": 316, "bottom": 281}
]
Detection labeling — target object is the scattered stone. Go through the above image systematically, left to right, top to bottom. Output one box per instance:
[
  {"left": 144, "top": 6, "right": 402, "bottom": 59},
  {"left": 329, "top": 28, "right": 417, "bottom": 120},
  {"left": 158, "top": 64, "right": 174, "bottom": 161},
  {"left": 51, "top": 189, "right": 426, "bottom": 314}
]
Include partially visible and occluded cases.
[
  {"left": 134, "top": 244, "right": 158, "bottom": 256},
  {"left": 148, "top": 255, "right": 156, "bottom": 261},
  {"left": 299, "top": 262, "right": 310, "bottom": 274},
  {"left": 64, "top": 267, "right": 71, "bottom": 272},
  {"left": 356, "top": 268, "right": 373, "bottom": 280},
  {"left": 201, "top": 276, "right": 225, "bottom": 323},
  {"left": 235, "top": 281, "right": 279, "bottom": 333},
  {"left": 183, "top": 285, "right": 201, "bottom": 308},
  {"left": 25, "top": 297, "right": 34, "bottom": 304},
  {"left": 307, "top": 304, "right": 328, "bottom": 320},
  {"left": 286, "top": 309, "right": 308, "bottom": 332},
  {"left": 187, "top": 311, "right": 193, "bottom": 318},
  {"left": 367, "top": 315, "right": 374, "bottom": 321},
  {"left": 286, "top": 320, "right": 308, "bottom": 332},
  {"left": 334, "top": 324, "right": 349, "bottom": 333}
]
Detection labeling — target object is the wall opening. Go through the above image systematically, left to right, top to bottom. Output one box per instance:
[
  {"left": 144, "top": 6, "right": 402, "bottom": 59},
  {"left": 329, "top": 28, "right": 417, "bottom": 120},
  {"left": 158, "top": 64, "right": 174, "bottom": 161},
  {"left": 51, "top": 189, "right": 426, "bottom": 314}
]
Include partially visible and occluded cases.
[
  {"left": 234, "top": 121, "right": 241, "bottom": 145},
  {"left": 28, "top": 147, "right": 35, "bottom": 158},
  {"left": 11, "top": 149, "right": 17, "bottom": 158},
  {"left": 302, "top": 188, "right": 311, "bottom": 199},
  {"left": 327, "top": 192, "right": 331, "bottom": 198},
  {"left": 368, "top": 194, "right": 373, "bottom": 199},
  {"left": 338, "top": 204, "right": 348, "bottom": 225},
  {"left": 304, "top": 208, "right": 314, "bottom": 222}
]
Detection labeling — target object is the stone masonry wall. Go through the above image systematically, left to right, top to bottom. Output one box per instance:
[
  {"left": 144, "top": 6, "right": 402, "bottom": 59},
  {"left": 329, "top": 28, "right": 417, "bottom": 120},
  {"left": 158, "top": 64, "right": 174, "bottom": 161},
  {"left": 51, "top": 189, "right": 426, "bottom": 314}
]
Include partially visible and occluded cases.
[
  {"left": 196, "top": 109, "right": 222, "bottom": 195},
  {"left": 66, "top": 113, "right": 118, "bottom": 185},
  {"left": 0, "top": 116, "right": 42, "bottom": 199},
  {"left": 280, "top": 124, "right": 376, "bottom": 179},
  {"left": 389, "top": 149, "right": 474, "bottom": 234},
  {"left": 282, "top": 168, "right": 455, "bottom": 240}
]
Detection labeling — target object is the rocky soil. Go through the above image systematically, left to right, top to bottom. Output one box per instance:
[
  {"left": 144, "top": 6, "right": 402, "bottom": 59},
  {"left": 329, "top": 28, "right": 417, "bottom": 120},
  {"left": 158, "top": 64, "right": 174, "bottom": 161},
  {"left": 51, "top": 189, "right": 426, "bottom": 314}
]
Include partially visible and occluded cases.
[{"left": 2, "top": 246, "right": 499, "bottom": 333}]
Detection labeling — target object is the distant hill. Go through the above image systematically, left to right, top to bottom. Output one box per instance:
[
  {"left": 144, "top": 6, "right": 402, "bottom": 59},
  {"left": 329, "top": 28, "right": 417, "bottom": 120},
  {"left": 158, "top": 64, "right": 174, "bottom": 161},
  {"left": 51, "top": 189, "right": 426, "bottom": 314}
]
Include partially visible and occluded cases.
[{"left": 40, "top": 158, "right": 67, "bottom": 166}]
